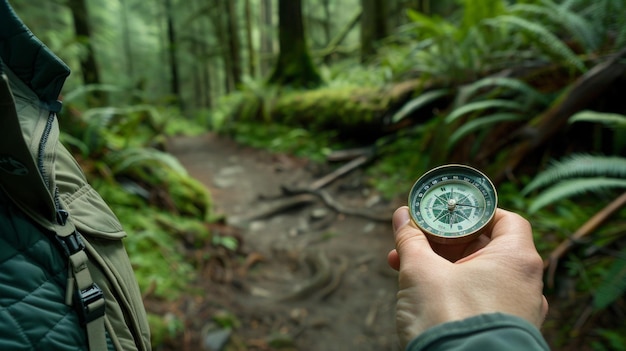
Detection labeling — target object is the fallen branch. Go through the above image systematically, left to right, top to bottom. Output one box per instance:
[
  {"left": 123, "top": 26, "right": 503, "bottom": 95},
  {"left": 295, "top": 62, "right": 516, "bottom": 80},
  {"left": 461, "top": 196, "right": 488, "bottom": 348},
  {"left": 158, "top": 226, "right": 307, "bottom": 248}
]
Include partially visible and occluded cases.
[
  {"left": 496, "top": 49, "right": 626, "bottom": 184},
  {"left": 311, "top": 154, "right": 371, "bottom": 190},
  {"left": 311, "top": 189, "right": 391, "bottom": 222},
  {"left": 545, "top": 191, "right": 626, "bottom": 288},
  {"left": 226, "top": 194, "right": 317, "bottom": 226},
  {"left": 278, "top": 251, "right": 333, "bottom": 301}
]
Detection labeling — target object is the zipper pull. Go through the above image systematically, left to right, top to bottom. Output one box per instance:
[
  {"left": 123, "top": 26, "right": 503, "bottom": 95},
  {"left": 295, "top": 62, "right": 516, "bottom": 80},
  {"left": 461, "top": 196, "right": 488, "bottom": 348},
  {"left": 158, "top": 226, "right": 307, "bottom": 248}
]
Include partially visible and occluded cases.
[{"left": 56, "top": 209, "right": 69, "bottom": 225}]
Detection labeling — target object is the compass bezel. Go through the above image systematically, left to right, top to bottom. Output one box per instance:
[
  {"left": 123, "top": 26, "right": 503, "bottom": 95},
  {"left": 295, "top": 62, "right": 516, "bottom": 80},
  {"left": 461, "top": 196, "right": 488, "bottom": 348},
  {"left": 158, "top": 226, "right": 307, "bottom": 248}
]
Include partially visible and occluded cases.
[{"left": 408, "top": 164, "right": 498, "bottom": 244}]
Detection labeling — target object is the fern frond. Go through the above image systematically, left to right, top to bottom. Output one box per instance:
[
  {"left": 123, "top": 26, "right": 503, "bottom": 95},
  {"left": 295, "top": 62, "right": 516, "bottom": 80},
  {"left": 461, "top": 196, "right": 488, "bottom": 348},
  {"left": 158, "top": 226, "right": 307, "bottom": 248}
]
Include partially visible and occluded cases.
[
  {"left": 511, "top": 2, "right": 599, "bottom": 51},
  {"left": 406, "top": 9, "right": 458, "bottom": 38},
  {"left": 486, "top": 15, "right": 586, "bottom": 72},
  {"left": 455, "top": 76, "right": 548, "bottom": 107},
  {"left": 63, "top": 84, "right": 125, "bottom": 103},
  {"left": 392, "top": 89, "right": 450, "bottom": 123},
  {"left": 445, "top": 99, "right": 523, "bottom": 123},
  {"left": 569, "top": 110, "right": 626, "bottom": 128},
  {"left": 448, "top": 113, "right": 523, "bottom": 148},
  {"left": 107, "top": 147, "right": 188, "bottom": 176},
  {"left": 523, "top": 154, "right": 626, "bottom": 194},
  {"left": 528, "top": 177, "right": 626, "bottom": 213},
  {"left": 593, "top": 249, "right": 626, "bottom": 310}
]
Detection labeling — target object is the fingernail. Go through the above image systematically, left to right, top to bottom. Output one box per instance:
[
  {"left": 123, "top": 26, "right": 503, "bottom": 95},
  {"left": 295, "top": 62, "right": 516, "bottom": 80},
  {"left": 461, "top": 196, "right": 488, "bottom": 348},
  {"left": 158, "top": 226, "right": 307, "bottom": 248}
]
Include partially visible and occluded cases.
[{"left": 393, "top": 207, "right": 410, "bottom": 231}]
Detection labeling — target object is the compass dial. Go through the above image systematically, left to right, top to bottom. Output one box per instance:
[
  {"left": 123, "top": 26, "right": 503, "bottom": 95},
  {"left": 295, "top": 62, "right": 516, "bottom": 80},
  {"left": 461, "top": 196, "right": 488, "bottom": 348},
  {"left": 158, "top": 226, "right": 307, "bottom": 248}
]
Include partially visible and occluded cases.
[{"left": 408, "top": 164, "right": 497, "bottom": 244}]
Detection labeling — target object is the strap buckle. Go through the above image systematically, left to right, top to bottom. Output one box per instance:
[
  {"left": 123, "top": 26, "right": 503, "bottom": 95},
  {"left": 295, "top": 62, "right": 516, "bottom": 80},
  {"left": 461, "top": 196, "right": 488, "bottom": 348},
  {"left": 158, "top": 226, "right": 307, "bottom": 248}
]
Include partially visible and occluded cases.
[
  {"left": 55, "top": 230, "right": 85, "bottom": 257},
  {"left": 75, "top": 283, "right": 106, "bottom": 325}
]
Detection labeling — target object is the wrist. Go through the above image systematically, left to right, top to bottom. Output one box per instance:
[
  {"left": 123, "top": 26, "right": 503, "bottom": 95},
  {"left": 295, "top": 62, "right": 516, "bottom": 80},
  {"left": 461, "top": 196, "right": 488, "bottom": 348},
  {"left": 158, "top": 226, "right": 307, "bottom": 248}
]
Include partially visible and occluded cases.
[{"left": 405, "top": 313, "right": 549, "bottom": 351}]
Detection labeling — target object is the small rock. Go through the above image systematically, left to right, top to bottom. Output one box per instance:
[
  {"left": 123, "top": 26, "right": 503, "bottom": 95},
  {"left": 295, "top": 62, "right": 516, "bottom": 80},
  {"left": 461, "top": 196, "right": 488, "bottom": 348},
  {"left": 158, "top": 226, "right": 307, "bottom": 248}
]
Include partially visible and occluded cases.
[
  {"left": 365, "top": 194, "right": 381, "bottom": 208},
  {"left": 310, "top": 207, "right": 330, "bottom": 220},
  {"left": 363, "top": 223, "right": 376, "bottom": 233},
  {"left": 203, "top": 328, "right": 231, "bottom": 351}
]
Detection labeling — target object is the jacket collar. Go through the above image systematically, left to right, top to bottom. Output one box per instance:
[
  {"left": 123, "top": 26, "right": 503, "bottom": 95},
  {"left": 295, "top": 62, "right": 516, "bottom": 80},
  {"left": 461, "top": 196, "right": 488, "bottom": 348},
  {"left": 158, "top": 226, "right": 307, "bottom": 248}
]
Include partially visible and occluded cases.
[{"left": 0, "top": 0, "right": 70, "bottom": 111}]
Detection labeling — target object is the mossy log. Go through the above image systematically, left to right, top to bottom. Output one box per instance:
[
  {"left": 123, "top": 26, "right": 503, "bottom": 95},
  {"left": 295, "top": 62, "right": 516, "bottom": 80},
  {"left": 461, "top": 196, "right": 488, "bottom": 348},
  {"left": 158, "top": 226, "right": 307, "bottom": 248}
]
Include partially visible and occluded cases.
[{"left": 234, "top": 79, "right": 425, "bottom": 142}]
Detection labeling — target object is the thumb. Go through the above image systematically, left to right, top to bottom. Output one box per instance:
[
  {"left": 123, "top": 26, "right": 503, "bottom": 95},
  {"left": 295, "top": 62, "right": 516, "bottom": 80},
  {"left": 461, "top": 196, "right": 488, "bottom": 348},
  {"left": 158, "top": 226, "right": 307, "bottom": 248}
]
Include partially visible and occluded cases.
[{"left": 392, "top": 207, "right": 439, "bottom": 270}]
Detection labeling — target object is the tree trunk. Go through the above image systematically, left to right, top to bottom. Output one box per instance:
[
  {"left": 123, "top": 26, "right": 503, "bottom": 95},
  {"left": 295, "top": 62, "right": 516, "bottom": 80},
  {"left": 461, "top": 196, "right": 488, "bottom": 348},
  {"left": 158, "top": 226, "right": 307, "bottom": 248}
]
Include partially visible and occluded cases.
[
  {"left": 67, "top": 0, "right": 103, "bottom": 106},
  {"left": 119, "top": 0, "right": 133, "bottom": 84},
  {"left": 164, "top": 0, "right": 181, "bottom": 108},
  {"left": 225, "top": 0, "right": 242, "bottom": 88},
  {"left": 244, "top": 0, "right": 256, "bottom": 78},
  {"left": 259, "top": 0, "right": 273, "bottom": 77},
  {"left": 268, "top": 0, "right": 322, "bottom": 89},
  {"left": 321, "top": 0, "right": 331, "bottom": 64},
  {"left": 360, "top": 0, "right": 388, "bottom": 63}
]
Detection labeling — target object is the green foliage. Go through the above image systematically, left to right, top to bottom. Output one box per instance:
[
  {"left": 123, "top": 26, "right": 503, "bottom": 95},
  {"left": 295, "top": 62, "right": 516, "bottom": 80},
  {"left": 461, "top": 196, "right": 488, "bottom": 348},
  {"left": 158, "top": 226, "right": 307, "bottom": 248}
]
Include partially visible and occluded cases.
[
  {"left": 510, "top": 1, "right": 600, "bottom": 52},
  {"left": 485, "top": 15, "right": 585, "bottom": 72},
  {"left": 454, "top": 76, "right": 550, "bottom": 107},
  {"left": 391, "top": 89, "right": 451, "bottom": 123},
  {"left": 444, "top": 99, "right": 523, "bottom": 123},
  {"left": 569, "top": 110, "right": 626, "bottom": 128},
  {"left": 448, "top": 112, "right": 523, "bottom": 147},
  {"left": 230, "top": 122, "right": 339, "bottom": 163},
  {"left": 366, "top": 126, "right": 431, "bottom": 198},
  {"left": 523, "top": 154, "right": 626, "bottom": 212},
  {"left": 524, "top": 154, "right": 626, "bottom": 194},
  {"left": 527, "top": 177, "right": 626, "bottom": 213},
  {"left": 91, "top": 179, "right": 204, "bottom": 299},
  {"left": 593, "top": 249, "right": 626, "bottom": 310},
  {"left": 147, "top": 313, "right": 184, "bottom": 347},
  {"left": 593, "top": 328, "right": 626, "bottom": 351}
]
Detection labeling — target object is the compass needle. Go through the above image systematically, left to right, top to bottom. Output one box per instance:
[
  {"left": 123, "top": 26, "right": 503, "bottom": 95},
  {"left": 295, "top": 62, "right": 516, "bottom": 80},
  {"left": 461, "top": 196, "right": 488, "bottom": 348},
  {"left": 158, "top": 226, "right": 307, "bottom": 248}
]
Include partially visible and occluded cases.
[{"left": 408, "top": 165, "right": 497, "bottom": 244}]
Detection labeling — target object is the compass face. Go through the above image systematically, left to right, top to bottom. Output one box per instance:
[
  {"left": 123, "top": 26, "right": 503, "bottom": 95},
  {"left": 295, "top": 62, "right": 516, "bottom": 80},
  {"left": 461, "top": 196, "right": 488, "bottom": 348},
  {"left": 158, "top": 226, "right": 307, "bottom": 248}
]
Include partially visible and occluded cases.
[{"left": 408, "top": 165, "right": 497, "bottom": 243}]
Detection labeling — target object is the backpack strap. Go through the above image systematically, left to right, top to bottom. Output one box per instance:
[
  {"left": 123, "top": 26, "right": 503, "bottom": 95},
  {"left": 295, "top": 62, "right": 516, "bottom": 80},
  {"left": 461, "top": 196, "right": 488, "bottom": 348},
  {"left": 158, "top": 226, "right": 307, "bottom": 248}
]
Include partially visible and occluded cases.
[
  {"left": 0, "top": 68, "right": 107, "bottom": 351},
  {"left": 58, "top": 228, "right": 108, "bottom": 351}
]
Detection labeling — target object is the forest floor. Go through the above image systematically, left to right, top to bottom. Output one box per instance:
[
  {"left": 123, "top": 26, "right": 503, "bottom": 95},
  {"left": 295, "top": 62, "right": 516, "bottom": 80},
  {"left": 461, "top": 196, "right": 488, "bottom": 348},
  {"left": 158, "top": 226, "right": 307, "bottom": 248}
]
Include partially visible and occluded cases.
[{"left": 161, "top": 133, "right": 404, "bottom": 351}]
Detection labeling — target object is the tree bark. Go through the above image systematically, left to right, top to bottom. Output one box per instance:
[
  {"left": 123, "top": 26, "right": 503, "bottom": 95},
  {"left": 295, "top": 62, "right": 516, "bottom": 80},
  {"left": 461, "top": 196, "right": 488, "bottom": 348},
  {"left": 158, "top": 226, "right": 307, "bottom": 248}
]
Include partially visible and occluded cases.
[
  {"left": 67, "top": 0, "right": 103, "bottom": 106},
  {"left": 119, "top": 0, "right": 133, "bottom": 83},
  {"left": 164, "top": 0, "right": 181, "bottom": 108},
  {"left": 225, "top": 0, "right": 242, "bottom": 88},
  {"left": 244, "top": 0, "right": 256, "bottom": 78},
  {"left": 259, "top": 0, "right": 273, "bottom": 78},
  {"left": 268, "top": 0, "right": 322, "bottom": 89},
  {"left": 360, "top": 0, "right": 388, "bottom": 63}
]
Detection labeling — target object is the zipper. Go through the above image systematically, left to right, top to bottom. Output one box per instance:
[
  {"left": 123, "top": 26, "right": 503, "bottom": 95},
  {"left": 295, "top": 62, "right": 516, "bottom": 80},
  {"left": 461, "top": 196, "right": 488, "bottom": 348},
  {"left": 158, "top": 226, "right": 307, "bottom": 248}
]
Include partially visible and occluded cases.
[{"left": 37, "top": 111, "right": 68, "bottom": 225}]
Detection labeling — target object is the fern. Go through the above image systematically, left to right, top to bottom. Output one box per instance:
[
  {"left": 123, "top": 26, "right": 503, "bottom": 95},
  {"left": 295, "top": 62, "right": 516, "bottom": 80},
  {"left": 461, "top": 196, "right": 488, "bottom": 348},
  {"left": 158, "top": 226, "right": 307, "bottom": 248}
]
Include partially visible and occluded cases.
[
  {"left": 460, "top": 0, "right": 505, "bottom": 30},
  {"left": 511, "top": 1, "right": 599, "bottom": 52},
  {"left": 406, "top": 9, "right": 458, "bottom": 39},
  {"left": 486, "top": 15, "right": 586, "bottom": 72},
  {"left": 455, "top": 76, "right": 548, "bottom": 107},
  {"left": 391, "top": 89, "right": 450, "bottom": 123},
  {"left": 445, "top": 99, "right": 523, "bottom": 123},
  {"left": 569, "top": 111, "right": 626, "bottom": 128},
  {"left": 448, "top": 113, "right": 523, "bottom": 148},
  {"left": 106, "top": 147, "right": 189, "bottom": 176},
  {"left": 523, "top": 154, "right": 626, "bottom": 194},
  {"left": 528, "top": 177, "right": 626, "bottom": 213},
  {"left": 593, "top": 249, "right": 626, "bottom": 310}
]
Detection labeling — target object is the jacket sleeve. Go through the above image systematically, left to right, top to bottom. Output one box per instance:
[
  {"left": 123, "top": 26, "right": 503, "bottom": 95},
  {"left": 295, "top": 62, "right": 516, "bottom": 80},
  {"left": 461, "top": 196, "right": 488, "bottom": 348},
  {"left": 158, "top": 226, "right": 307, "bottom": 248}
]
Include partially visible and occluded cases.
[{"left": 406, "top": 313, "right": 550, "bottom": 351}]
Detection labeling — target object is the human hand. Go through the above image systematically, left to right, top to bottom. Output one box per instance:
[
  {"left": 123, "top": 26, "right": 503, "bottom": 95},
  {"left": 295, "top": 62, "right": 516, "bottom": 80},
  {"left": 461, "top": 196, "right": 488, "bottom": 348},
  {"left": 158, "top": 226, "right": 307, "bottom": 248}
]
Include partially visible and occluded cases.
[{"left": 387, "top": 206, "right": 548, "bottom": 347}]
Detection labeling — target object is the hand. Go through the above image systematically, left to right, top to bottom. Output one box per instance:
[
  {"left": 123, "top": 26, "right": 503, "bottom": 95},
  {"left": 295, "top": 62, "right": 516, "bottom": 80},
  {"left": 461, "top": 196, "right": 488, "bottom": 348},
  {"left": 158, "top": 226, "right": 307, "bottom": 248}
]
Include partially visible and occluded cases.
[{"left": 387, "top": 206, "right": 548, "bottom": 347}]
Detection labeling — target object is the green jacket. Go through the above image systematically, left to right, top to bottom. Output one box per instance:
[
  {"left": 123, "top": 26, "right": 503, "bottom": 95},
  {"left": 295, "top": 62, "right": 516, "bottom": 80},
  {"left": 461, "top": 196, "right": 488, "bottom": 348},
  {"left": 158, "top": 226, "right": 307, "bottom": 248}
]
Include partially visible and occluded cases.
[
  {"left": 0, "top": 1, "right": 150, "bottom": 350},
  {"left": 406, "top": 313, "right": 550, "bottom": 351}
]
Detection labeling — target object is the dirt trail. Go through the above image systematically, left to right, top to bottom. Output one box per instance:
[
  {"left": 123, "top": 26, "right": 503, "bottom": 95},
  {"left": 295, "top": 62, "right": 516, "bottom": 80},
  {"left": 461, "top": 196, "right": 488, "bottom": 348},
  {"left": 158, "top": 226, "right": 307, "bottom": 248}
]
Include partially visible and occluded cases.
[{"left": 166, "top": 133, "right": 402, "bottom": 351}]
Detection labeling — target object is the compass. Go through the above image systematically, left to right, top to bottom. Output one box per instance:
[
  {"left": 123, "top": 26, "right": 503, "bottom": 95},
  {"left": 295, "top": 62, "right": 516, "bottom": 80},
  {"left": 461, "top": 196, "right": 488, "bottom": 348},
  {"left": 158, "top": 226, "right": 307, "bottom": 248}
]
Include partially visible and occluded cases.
[{"left": 408, "top": 164, "right": 497, "bottom": 244}]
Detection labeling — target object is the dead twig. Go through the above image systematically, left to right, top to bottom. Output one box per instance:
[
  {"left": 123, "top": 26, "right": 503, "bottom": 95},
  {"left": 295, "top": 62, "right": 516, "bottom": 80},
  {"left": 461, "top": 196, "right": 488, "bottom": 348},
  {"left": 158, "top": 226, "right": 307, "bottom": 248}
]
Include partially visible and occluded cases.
[
  {"left": 310, "top": 189, "right": 391, "bottom": 222},
  {"left": 545, "top": 191, "right": 626, "bottom": 288},
  {"left": 226, "top": 194, "right": 317, "bottom": 225}
]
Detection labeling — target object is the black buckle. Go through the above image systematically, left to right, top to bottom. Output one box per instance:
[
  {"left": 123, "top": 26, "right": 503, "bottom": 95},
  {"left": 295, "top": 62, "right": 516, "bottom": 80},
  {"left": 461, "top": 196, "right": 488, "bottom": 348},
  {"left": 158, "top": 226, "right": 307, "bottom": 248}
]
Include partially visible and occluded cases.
[
  {"left": 55, "top": 231, "right": 85, "bottom": 257},
  {"left": 74, "top": 283, "right": 106, "bottom": 325}
]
